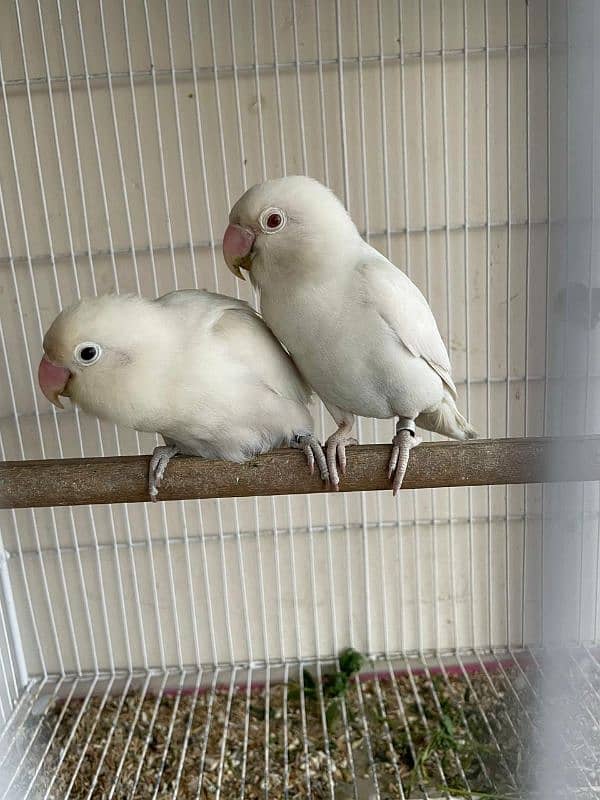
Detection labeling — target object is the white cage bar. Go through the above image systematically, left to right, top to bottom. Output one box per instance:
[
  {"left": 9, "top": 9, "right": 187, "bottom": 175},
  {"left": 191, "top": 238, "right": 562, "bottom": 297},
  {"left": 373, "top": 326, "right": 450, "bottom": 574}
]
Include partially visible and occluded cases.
[{"left": 0, "top": 0, "right": 557, "bottom": 675}]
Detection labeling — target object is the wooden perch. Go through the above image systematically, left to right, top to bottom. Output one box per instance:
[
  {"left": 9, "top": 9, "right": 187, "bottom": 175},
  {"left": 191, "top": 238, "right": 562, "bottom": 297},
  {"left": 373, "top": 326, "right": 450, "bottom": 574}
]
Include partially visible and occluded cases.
[{"left": 1, "top": 436, "right": 599, "bottom": 510}]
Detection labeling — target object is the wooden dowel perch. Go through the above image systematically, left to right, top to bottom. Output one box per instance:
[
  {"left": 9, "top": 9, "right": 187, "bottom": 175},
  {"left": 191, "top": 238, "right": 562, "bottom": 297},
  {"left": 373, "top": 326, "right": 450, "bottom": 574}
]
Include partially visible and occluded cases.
[{"left": 1, "top": 436, "right": 599, "bottom": 510}]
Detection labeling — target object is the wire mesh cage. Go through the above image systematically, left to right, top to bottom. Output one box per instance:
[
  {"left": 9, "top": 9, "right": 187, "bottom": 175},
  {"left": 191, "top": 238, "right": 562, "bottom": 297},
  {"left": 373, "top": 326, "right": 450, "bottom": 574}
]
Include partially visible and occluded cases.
[{"left": 0, "top": 0, "right": 598, "bottom": 797}]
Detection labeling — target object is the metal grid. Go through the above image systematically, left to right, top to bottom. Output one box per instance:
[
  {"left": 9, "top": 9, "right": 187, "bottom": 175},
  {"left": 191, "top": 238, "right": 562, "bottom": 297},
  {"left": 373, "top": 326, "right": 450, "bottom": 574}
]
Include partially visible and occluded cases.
[
  {"left": 0, "top": 0, "right": 598, "bottom": 796},
  {"left": 0, "top": 0, "right": 557, "bottom": 676},
  {"left": 0, "top": 648, "right": 598, "bottom": 799}
]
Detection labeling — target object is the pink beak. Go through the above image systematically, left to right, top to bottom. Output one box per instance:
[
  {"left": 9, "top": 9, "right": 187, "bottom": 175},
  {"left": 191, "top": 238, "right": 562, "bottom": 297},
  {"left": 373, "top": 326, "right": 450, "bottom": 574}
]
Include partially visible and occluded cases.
[
  {"left": 222, "top": 223, "right": 256, "bottom": 280},
  {"left": 38, "top": 355, "right": 71, "bottom": 409}
]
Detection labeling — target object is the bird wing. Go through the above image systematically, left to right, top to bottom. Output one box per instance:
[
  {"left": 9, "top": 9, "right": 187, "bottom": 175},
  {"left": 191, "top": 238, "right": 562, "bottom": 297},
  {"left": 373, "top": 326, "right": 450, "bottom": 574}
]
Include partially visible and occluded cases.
[
  {"left": 357, "top": 256, "right": 457, "bottom": 398},
  {"left": 156, "top": 288, "right": 251, "bottom": 324},
  {"left": 157, "top": 289, "right": 312, "bottom": 406}
]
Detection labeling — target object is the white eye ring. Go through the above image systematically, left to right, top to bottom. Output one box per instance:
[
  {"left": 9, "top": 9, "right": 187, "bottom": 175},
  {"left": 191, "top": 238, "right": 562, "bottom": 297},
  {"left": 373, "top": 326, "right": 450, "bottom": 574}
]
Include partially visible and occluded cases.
[
  {"left": 259, "top": 207, "right": 287, "bottom": 234},
  {"left": 74, "top": 342, "right": 102, "bottom": 366}
]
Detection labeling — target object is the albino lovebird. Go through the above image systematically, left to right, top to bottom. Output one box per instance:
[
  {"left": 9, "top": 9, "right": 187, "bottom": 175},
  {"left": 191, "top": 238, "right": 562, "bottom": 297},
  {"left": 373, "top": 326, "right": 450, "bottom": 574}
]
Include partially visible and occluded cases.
[
  {"left": 223, "top": 176, "right": 477, "bottom": 493},
  {"left": 38, "top": 290, "right": 327, "bottom": 499}
]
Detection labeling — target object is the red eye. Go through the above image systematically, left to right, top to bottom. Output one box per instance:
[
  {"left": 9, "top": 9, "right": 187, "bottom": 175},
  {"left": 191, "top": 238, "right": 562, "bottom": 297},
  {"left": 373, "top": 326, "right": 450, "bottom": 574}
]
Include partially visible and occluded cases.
[{"left": 266, "top": 212, "right": 282, "bottom": 229}]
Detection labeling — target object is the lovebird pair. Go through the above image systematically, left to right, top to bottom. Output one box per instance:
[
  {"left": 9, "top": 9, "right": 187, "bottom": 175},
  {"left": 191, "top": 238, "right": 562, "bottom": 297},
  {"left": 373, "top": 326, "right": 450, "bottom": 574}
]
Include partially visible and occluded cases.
[{"left": 38, "top": 177, "right": 476, "bottom": 500}]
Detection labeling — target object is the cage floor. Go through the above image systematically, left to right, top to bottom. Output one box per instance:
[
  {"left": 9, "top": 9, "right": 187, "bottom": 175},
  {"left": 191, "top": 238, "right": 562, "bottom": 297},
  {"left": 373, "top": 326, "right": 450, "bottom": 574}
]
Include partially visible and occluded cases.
[{"left": 1, "top": 649, "right": 599, "bottom": 800}]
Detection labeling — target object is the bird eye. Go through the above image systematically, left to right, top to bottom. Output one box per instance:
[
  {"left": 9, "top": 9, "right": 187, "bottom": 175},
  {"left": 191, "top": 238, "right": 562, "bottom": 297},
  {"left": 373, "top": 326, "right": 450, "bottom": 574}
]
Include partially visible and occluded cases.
[
  {"left": 260, "top": 207, "right": 286, "bottom": 234},
  {"left": 75, "top": 342, "right": 101, "bottom": 366},
  {"left": 80, "top": 346, "right": 97, "bottom": 361}
]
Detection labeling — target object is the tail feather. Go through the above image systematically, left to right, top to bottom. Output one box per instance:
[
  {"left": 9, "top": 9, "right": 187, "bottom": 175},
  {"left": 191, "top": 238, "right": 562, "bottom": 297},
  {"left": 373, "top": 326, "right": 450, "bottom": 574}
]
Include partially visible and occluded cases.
[{"left": 416, "top": 391, "right": 477, "bottom": 441}]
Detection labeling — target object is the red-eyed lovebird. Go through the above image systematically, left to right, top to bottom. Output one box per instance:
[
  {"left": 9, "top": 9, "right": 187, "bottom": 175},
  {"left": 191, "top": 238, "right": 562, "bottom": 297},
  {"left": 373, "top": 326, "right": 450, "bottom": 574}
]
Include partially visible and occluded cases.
[{"left": 223, "top": 176, "right": 476, "bottom": 493}]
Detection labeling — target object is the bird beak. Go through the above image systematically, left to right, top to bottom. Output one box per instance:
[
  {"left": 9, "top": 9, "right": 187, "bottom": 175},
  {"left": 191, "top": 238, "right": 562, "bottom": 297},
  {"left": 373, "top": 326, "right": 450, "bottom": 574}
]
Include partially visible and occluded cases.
[
  {"left": 223, "top": 223, "right": 256, "bottom": 280},
  {"left": 38, "top": 355, "right": 71, "bottom": 410}
]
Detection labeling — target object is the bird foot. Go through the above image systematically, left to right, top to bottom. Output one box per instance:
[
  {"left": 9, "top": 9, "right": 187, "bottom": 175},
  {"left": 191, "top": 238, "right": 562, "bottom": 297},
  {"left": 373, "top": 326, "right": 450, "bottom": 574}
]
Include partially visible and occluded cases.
[
  {"left": 388, "top": 419, "right": 421, "bottom": 496},
  {"left": 325, "top": 427, "right": 358, "bottom": 490},
  {"left": 292, "top": 433, "right": 329, "bottom": 484},
  {"left": 148, "top": 444, "right": 179, "bottom": 501}
]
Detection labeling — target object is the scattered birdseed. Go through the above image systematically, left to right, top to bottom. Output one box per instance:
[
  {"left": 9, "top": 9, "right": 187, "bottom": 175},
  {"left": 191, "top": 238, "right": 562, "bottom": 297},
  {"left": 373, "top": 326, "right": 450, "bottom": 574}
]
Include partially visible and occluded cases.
[{"left": 9, "top": 655, "right": 599, "bottom": 799}]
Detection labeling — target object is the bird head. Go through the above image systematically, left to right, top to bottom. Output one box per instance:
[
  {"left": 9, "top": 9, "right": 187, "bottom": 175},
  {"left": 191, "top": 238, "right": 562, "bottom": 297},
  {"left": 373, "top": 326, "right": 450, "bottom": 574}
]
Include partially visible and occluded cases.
[
  {"left": 223, "top": 176, "right": 359, "bottom": 284},
  {"left": 38, "top": 294, "right": 154, "bottom": 418}
]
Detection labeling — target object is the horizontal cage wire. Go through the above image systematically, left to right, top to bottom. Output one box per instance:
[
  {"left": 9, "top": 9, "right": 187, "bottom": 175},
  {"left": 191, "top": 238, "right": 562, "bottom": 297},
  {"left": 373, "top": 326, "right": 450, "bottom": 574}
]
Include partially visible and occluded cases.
[{"left": 0, "top": 0, "right": 599, "bottom": 797}]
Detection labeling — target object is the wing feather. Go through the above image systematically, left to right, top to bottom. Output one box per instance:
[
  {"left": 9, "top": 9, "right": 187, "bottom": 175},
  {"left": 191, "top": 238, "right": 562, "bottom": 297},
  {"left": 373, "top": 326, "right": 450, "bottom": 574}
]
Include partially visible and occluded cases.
[{"left": 358, "top": 258, "right": 457, "bottom": 398}]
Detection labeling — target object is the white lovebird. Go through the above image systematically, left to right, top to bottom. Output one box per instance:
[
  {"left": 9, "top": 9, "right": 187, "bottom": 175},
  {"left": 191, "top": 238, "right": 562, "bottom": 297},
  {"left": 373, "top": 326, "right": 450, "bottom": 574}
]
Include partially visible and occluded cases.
[
  {"left": 223, "top": 176, "right": 476, "bottom": 493},
  {"left": 38, "top": 290, "right": 327, "bottom": 499}
]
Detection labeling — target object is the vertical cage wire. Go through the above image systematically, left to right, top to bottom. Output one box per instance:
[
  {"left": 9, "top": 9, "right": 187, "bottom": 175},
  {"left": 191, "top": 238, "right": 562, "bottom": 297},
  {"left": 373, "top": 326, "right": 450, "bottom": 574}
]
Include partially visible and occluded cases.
[
  {"left": 0, "top": 0, "right": 563, "bottom": 682},
  {"left": 0, "top": 574, "right": 20, "bottom": 725}
]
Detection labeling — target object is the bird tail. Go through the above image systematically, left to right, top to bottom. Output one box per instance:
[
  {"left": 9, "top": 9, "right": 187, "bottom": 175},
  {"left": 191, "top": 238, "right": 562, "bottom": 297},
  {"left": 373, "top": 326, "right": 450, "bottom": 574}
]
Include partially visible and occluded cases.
[{"left": 416, "top": 390, "right": 478, "bottom": 441}]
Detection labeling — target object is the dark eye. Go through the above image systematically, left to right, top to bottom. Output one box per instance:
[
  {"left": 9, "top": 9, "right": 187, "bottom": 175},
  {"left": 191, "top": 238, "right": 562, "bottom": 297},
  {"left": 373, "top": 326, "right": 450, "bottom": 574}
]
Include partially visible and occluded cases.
[
  {"left": 266, "top": 212, "right": 282, "bottom": 229},
  {"left": 75, "top": 342, "right": 102, "bottom": 365},
  {"left": 80, "top": 346, "right": 97, "bottom": 362}
]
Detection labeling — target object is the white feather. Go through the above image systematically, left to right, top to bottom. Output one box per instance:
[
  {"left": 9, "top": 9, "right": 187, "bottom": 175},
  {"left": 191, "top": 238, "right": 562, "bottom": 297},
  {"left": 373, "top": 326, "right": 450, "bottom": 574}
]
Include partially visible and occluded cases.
[
  {"left": 230, "top": 176, "right": 476, "bottom": 441},
  {"left": 43, "top": 290, "right": 315, "bottom": 462}
]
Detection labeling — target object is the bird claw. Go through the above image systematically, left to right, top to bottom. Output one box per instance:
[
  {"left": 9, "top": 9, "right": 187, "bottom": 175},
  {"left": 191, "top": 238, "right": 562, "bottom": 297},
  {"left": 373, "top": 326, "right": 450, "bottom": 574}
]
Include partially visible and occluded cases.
[
  {"left": 388, "top": 430, "right": 421, "bottom": 496},
  {"left": 325, "top": 431, "right": 358, "bottom": 490},
  {"left": 292, "top": 434, "right": 330, "bottom": 484},
  {"left": 148, "top": 445, "right": 179, "bottom": 501}
]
